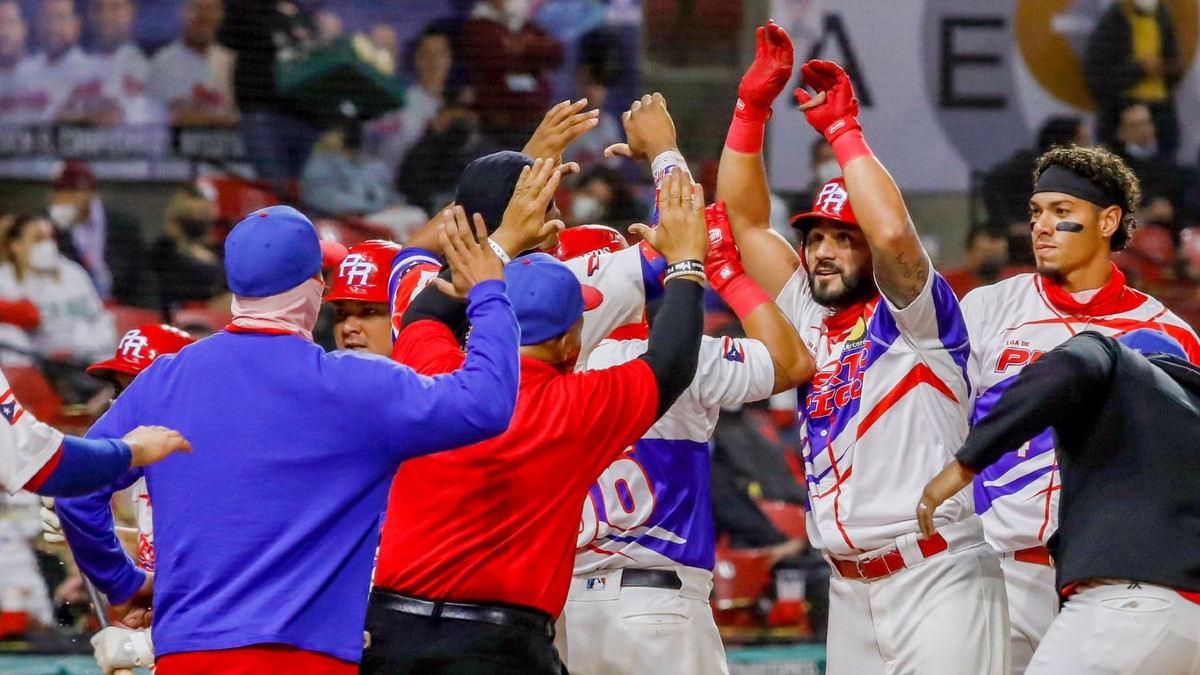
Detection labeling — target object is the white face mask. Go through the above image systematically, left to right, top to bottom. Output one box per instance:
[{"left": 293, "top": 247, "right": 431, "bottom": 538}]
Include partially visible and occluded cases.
[
  {"left": 1132, "top": 0, "right": 1158, "bottom": 13},
  {"left": 1126, "top": 139, "right": 1158, "bottom": 159},
  {"left": 814, "top": 158, "right": 842, "bottom": 186},
  {"left": 571, "top": 195, "right": 603, "bottom": 224},
  {"left": 48, "top": 203, "right": 79, "bottom": 228},
  {"left": 28, "top": 239, "right": 60, "bottom": 272}
]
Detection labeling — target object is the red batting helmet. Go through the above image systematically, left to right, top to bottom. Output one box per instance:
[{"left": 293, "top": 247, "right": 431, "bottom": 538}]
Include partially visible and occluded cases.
[
  {"left": 789, "top": 177, "right": 859, "bottom": 235},
  {"left": 550, "top": 224, "right": 629, "bottom": 262},
  {"left": 325, "top": 239, "right": 403, "bottom": 305},
  {"left": 87, "top": 324, "right": 195, "bottom": 380}
]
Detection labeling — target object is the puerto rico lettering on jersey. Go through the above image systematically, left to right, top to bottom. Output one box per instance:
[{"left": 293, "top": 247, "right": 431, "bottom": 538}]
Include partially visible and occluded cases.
[{"left": 962, "top": 269, "right": 1200, "bottom": 553}]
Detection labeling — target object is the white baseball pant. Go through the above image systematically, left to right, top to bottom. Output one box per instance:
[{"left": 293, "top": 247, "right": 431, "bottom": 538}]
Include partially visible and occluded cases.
[
  {"left": 825, "top": 516, "right": 1010, "bottom": 675},
  {"left": 999, "top": 555, "right": 1058, "bottom": 674},
  {"left": 560, "top": 565, "right": 728, "bottom": 675},
  {"left": 1027, "top": 582, "right": 1200, "bottom": 675}
]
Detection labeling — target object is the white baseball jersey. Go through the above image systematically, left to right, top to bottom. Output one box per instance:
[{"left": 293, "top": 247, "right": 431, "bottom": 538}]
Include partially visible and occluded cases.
[
  {"left": 146, "top": 41, "right": 235, "bottom": 115},
  {"left": 84, "top": 43, "right": 161, "bottom": 125},
  {"left": 2, "top": 48, "right": 95, "bottom": 123},
  {"left": 561, "top": 244, "right": 657, "bottom": 368},
  {"left": 777, "top": 266, "right": 973, "bottom": 555},
  {"left": 962, "top": 270, "right": 1200, "bottom": 553},
  {"left": 573, "top": 334, "right": 774, "bottom": 575},
  {"left": 0, "top": 371, "right": 64, "bottom": 495},
  {"left": 127, "top": 477, "right": 154, "bottom": 571}
]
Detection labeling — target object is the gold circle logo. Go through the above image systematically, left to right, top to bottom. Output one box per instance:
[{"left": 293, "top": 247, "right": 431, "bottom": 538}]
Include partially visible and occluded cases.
[{"left": 1015, "top": 0, "right": 1199, "bottom": 109}]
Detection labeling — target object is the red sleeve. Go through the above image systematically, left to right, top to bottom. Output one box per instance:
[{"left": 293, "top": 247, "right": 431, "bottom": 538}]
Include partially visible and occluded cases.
[
  {"left": 459, "top": 20, "right": 507, "bottom": 79},
  {"left": 516, "top": 26, "right": 565, "bottom": 70},
  {"left": 389, "top": 262, "right": 441, "bottom": 337},
  {"left": 0, "top": 298, "right": 40, "bottom": 331},
  {"left": 392, "top": 319, "right": 467, "bottom": 376},
  {"left": 572, "top": 360, "right": 660, "bottom": 474}
]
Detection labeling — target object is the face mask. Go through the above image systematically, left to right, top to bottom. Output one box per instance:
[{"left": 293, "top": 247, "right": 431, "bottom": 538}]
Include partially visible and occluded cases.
[
  {"left": 1132, "top": 0, "right": 1158, "bottom": 13},
  {"left": 1126, "top": 141, "right": 1157, "bottom": 160},
  {"left": 814, "top": 159, "right": 841, "bottom": 186},
  {"left": 571, "top": 195, "right": 603, "bottom": 224},
  {"left": 48, "top": 203, "right": 79, "bottom": 228},
  {"left": 178, "top": 217, "right": 214, "bottom": 240},
  {"left": 29, "top": 239, "right": 59, "bottom": 272}
]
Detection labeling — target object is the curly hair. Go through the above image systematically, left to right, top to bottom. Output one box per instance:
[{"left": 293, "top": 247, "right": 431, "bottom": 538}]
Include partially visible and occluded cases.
[{"left": 1032, "top": 146, "right": 1141, "bottom": 251}]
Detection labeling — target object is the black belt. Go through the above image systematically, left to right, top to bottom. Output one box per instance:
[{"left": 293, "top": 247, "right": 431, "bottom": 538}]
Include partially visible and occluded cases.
[
  {"left": 620, "top": 569, "right": 682, "bottom": 589},
  {"left": 371, "top": 588, "right": 555, "bottom": 638}
]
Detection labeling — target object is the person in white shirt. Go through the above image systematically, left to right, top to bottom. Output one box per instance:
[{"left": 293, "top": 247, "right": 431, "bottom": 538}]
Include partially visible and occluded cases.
[
  {"left": 0, "top": 0, "right": 32, "bottom": 121},
  {"left": 5, "top": 0, "right": 94, "bottom": 124},
  {"left": 61, "top": 0, "right": 160, "bottom": 126},
  {"left": 146, "top": 0, "right": 236, "bottom": 127},
  {"left": 365, "top": 27, "right": 451, "bottom": 179},
  {"left": 0, "top": 213, "right": 115, "bottom": 370}
]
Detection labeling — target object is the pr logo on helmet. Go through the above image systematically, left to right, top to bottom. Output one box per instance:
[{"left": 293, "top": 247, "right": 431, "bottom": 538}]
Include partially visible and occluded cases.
[
  {"left": 816, "top": 182, "right": 849, "bottom": 216},
  {"left": 339, "top": 254, "right": 377, "bottom": 287},
  {"left": 118, "top": 330, "right": 152, "bottom": 360}
]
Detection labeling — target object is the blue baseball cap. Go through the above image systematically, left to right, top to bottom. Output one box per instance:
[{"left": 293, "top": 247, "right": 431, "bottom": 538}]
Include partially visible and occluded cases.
[
  {"left": 455, "top": 151, "right": 534, "bottom": 234},
  {"left": 224, "top": 206, "right": 348, "bottom": 297},
  {"left": 505, "top": 253, "right": 602, "bottom": 346},
  {"left": 1117, "top": 329, "right": 1188, "bottom": 360}
]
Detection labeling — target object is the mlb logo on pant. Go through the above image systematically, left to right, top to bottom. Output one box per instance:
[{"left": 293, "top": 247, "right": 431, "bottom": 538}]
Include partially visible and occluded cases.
[{"left": 586, "top": 576, "right": 607, "bottom": 591}]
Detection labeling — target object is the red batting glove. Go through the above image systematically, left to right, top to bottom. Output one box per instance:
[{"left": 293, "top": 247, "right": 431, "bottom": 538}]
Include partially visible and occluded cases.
[
  {"left": 727, "top": 21, "right": 794, "bottom": 153},
  {"left": 794, "top": 60, "right": 872, "bottom": 166},
  {"left": 704, "top": 201, "right": 771, "bottom": 319}
]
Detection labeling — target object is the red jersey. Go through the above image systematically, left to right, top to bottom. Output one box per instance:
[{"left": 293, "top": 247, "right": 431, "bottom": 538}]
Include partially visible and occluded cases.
[{"left": 377, "top": 319, "right": 659, "bottom": 616}]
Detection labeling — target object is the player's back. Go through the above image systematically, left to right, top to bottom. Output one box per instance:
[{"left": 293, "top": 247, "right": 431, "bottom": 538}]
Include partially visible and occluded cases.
[
  {"left": 962, "top": 271, "right": 1200, "bottom": 552},
  {"left": 88, "top": 331, "right": 446, "bottom": 662},
  {"left": 574, "top": 334, "right": 774, "bottom": 574}
]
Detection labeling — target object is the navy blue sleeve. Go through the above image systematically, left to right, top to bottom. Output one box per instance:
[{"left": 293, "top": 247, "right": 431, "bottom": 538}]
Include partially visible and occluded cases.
[
  {"left": 640, "top": 248, "right": 666, "bottom": 303},
  {"left": 379, "top": 279, "right": 520, "bottom": 460},
  {"left": 35, "top": 437, "right": 132, "bottom": 497},
  {"left": 56, "top": 466, "right": 147, "bottom": 604}
]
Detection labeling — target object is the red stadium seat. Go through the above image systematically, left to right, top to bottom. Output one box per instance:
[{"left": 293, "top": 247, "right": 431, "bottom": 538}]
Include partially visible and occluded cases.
[
  {"left": 196, "top": 175, "right": 282, "bottom": 227},
  {"left": 313, "top": 218, "right": 396, "bottom": 248},
  {"left": 1119, "top": 225, "right": 1176, "bottom": 284},
  {"left": 1180, "top": 228, "right": 1200, "bottom": 280},
  {"left": 105, "top": 304, "right": 163, "bottom": 339},
  {"left": 2, "top": 365, "right": 64, "bottom": 425},
  {"left": 757, "top": 500, "right": 808, "bottom": 543}
]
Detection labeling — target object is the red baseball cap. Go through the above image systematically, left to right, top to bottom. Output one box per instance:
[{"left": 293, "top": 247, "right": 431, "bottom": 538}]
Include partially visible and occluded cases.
[
  {"left": 51, "top": 160, "right": 97, "bottom": 192},
  {"left": 789, "top": 177, "right": 859, "bottom": 234},
  {"left": 325, "top": 239, "right": 403, "bottom": 304},
  {"left": 87, "top": 324, "right": 196, "bottom": 380}
]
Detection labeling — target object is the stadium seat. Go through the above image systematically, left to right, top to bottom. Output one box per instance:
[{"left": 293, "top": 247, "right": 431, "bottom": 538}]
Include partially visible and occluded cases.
[
  {"left": 196, "top": 175, "right": 282, "bottom": 228},
  {"left": 314, "top": 218, "right": 396, "bottom": 248},
  {"left": 1119, "top": 225, "right": 1176, "bottom": 284},
  {"left": 1180, "top": 227, "right": 1200, "bottom": 280},
  {"left": 105, "top": 304, "right": 163, "bottom": 339},
  {"left": 2, "top": 365, "right": 64, "bottom": 426},
  {"left": 757, "top": 500, "right": 808, "bottom": 543}
]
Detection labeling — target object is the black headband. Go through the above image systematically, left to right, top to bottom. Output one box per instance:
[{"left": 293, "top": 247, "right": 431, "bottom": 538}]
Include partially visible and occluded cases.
[{"left": 1032, "top": 164, "right": 1122, "bottom": 210}]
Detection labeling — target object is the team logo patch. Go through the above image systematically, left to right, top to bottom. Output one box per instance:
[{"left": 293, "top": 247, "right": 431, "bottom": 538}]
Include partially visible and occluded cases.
[
  {"left": 339, "top": 254, "right": 377, "bottom": 286},
  {"left": 118, "top": 330, "right": 153, "bottom": 360},
  {"left": 722, "top": 336, "right": 744, "bottom": 363},
  {"left": 0, "top": 390, "right": 22, "bottom": 425},
  {"left": 586, "top": 576, "right": 607, "bottom": 591}
]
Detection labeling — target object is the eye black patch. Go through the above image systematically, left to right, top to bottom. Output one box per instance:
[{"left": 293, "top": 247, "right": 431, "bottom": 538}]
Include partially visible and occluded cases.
[{"left": 1056, "top": 221, "right": 1085, "bottom": 233}]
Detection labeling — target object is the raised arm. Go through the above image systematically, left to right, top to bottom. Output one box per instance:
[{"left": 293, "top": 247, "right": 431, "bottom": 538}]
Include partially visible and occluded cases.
[
  {"left": 716, "top": 21, "right": 801, "bottom": 298},
  {"left": 795, "top": 60, "right": 928, "bottom": 309},
  {"left": 705, "top": 201, "right": 813, "bottom": 393}
]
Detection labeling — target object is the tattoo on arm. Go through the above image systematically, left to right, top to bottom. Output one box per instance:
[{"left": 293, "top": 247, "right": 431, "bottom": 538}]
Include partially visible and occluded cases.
[{"left": 893, "top": 250, "right": 929, "bottom": 297}]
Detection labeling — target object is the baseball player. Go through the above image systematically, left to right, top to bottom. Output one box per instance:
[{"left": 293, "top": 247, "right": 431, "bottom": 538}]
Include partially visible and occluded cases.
[
  {"left": 718, "top": 26, "right": 1008, "bottom": 674},
  {"left": 959, "top": 145, "right": 1200, "bottom": 673},
  {"left": 560, "top": 200, "right": 813, "bottom": 675},
  {"left": 326, "top": 239, "right": 402, "bottom": 357},
  {"left": 46, "top": 324, "right": 195, "bottom": 674},
  {"left": 0, "top": 369, "right": 190, "bottom": 497}
]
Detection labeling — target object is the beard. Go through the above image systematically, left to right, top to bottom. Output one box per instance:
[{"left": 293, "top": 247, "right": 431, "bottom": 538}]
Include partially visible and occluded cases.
[{"left": 808, "top": 264, "right": 877, "bottom": 309}]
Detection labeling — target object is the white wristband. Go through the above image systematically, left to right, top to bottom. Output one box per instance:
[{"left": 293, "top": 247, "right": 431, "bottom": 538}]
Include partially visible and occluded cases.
[
  {"left": 651, "top": 150, "right": 690, "bottom": 188},
  {"left": 487, "top": 239, "right": 512, "bottom": 265}
]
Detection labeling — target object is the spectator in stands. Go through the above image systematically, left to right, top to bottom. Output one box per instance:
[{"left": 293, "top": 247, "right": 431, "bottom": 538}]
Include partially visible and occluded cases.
[
  {"left": 0, "top": 0, "right": 30, "bottom": 115},
  {"left": 3, "top": 0, "right": 93, "bottom": 123},
  {"left": 58, "top": 0, "right": 158, "bottom": 126},
  {"left": 147, "top": 0, "right": 237, "bottom": 128},
  {"left": 219, "top": 0, "right": 322, "bottom": 197},
  {"left": 460, "top": 0, "right": 565, "bottom": 148},
  {"left": 1084, "top": 0, "right": 1183, "bottom": 158},
  {"left": 314, "top": 9, "right": 343, "bottom": 48},
  {"left": 369, "top": 23, "right": 400, "bottom": 71},
  {"left": 365, "top": 26, "right": 453, "bottom": 180},
  {"left": 561, "top": 28, "right": 623, "bottom": 169},
  {"left": 396, "top": 82, "right": 485, "bottom": 215},
  {"left": 1114, "top": 101, "right": 1181, "bottom": 211},
  {"left": 302, "top": 121, "right": 426, "bottom": 241},
  {"left": 47, "top": 161, "right": 148, "bottom": 306},
  {"left": 566, "top": 165, "right": 642, "bottom": 234},
  {"left": 150, "top": 187, "right": 225, "bottom": 314},
  {"left": 0, "top": 213, "right": 116, "bottom": 374},
  {"left": 943, "top": 228, "right": 1012, "bottom": 298},
  {"left": 0, "top": 491, "right": 54, "bottom": 637}
]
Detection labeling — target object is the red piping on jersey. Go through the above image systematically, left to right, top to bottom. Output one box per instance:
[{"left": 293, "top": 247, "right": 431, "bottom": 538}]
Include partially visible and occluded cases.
[
  {"left": 1009, "top": 305, "right": 1200, "bottom": 365},
  {"left": 223, "top": 324, "right": 301, "bottom": 337},
  {"left": 856, "top": 363, "right": 959, "bottom": 441},
  {"left": 817, "top": 409, "right": 856, "bottom": 550},
  {"left": 21, "top": 443, "right": 63, "bottom": 493},
  {"left": 1037, "top": 458, "right": 1061, "bottom": 541},
  {"left": 583, "top": 543, "right": 637, "bottom": 562}
]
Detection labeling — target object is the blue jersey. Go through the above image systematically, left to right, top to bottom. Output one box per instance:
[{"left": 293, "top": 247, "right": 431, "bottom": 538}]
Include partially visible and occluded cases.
[
  {"left": 55, "top": 281, "right": 519, "bottom": 663},
  {"left": 574, "top": 334, "right": 774, "bottom": 573}
]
